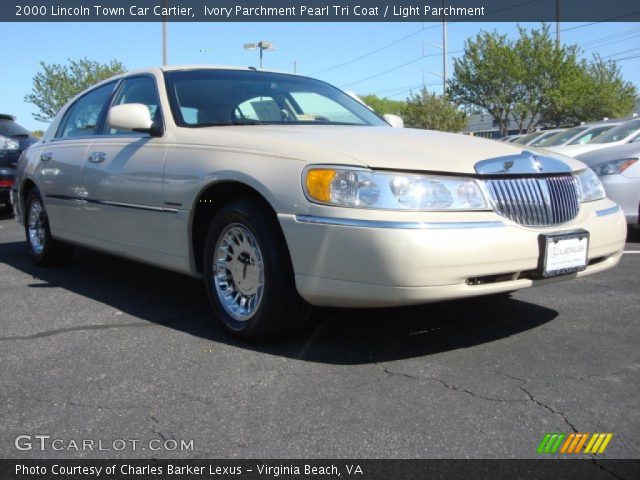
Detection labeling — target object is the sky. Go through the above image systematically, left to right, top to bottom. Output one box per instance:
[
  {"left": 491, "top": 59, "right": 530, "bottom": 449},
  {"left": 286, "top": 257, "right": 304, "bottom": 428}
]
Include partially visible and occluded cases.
[{"left": 1, "top": 20, "right": 639, "bottom": 131}]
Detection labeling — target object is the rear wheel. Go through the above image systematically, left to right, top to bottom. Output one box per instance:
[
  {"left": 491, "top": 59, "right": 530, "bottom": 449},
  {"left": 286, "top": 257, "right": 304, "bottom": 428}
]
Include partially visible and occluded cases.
[
  {"left": 25, "top": 188, "right": 72, "bottom": 265},
  {"left": 203, "top": 199, "right": 312, "bottom": 341}
]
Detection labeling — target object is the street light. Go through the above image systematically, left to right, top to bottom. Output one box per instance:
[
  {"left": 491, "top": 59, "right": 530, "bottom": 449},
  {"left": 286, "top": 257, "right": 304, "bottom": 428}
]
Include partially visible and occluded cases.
[{"left": 243, "top": 40, "right": 276, "bottom": 68}]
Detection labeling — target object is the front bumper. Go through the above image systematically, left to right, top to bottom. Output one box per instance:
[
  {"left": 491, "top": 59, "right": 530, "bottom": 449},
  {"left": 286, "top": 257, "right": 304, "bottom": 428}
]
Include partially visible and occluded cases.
[{"left": 278, "top": 199, "right": 626, "bottom": 307}]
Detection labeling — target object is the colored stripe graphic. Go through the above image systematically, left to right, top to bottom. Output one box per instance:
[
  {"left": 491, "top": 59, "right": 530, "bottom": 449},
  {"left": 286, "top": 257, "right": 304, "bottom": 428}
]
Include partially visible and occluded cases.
[
  {"left": 537, "top": 433, "right": 566, "bottom": 454},
  {"left": 540, "top": 433, "right": 613, "bottom": 454},
  {"left": 560, "top": 433, "right": 589, "bottom": 454},
  {"left": 573, "top": 433, "right": 590, "bottom": 453},
  {"left": 584, "top": 433, "right": 614, "bottom": 454}
]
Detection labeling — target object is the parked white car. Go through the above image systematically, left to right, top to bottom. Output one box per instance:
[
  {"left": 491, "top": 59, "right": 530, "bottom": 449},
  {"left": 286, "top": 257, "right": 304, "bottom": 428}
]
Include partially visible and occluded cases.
[
  {"left": 13, "top": 66, "right": 627, "bottom": 340},
  {"left": 551, "top": 118, "right": 640, "bottom": 157},
  {"left": 541, "top": 122, "right": 621, "bottom": 151}
]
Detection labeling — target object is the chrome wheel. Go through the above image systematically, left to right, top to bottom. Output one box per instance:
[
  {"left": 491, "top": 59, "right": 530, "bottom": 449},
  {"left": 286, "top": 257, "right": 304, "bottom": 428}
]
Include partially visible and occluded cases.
[
  {"left": 28, "top": 198, "right": 46, "bottom": 255},
  {"left": 213, "top": 223, "right": 265, "bottom": 322}
]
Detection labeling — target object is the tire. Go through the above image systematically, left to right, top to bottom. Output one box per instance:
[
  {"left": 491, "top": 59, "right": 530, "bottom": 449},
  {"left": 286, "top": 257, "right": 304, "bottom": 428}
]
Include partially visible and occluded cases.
[
  {"left": 24, "top": 188, "right": 73, "bottom": 265},
  {"left": 203, "top": 198, "right": 312, "bottom": 341}
]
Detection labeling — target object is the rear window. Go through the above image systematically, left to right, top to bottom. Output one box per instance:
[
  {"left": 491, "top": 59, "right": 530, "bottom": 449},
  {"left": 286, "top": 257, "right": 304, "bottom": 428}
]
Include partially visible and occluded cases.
[{"left": 0, "top": 118, "right": 30, "bottom": 137}]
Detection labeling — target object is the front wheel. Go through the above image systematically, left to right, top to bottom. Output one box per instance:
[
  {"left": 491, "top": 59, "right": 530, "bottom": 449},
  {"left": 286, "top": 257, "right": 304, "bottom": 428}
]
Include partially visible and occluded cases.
[
  {"left": 24, "top": 188, "right": 72, "bottom": 265},
  {"left": 203, "top": 199, "right": 312, "bottom": 341}
]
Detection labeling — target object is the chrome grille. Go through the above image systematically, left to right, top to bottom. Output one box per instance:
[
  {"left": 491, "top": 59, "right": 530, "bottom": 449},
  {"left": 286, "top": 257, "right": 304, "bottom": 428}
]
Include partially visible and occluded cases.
[{"left": 483, "top": 175, "right": 580, "bottom": 226}]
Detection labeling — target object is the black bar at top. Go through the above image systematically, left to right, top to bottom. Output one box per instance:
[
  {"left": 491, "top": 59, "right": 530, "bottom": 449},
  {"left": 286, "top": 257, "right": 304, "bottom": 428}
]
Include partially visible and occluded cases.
[{"left": 2, "top": 0, "right": 640, "bottom": 22}]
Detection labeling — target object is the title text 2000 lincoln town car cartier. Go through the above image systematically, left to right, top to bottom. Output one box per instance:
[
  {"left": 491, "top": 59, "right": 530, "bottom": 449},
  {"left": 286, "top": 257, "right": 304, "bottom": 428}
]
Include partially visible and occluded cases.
[{"left": 12, "top": 67, "right": 626, "bottom": 340}]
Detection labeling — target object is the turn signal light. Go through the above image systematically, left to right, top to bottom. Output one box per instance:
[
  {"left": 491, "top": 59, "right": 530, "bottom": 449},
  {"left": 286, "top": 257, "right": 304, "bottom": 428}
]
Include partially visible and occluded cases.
[{"left": 305, "top": 169, "right": 336, "bottom": 203}]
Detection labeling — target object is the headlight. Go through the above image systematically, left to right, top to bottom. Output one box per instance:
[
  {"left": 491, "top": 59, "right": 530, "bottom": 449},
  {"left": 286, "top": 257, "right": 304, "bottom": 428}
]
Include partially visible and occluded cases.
[
  {"left": 0, "top": 135, "right": 20, "bottom": 151},
  {"left": 591, "top": 158, "right": 637, "bottom": 176},
  {"left": 304, "top": 167, "right": 487, "bottom": 210},
  {"left": 574, "top": 168, "right": 605, "bottom": 202}
]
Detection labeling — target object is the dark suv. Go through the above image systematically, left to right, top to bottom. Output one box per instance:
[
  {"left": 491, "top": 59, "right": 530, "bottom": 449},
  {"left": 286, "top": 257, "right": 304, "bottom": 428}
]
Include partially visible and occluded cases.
[{"left": 0, "top": 114, "right": 37, "bottom": 215}]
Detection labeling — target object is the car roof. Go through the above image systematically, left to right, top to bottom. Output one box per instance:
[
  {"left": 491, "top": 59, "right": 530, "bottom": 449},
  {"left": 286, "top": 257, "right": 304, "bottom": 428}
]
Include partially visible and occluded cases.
[
  {"left": 81, "top": 65, "right": 305, "bottom": 92},
  {"left": 0, "top": 114, "right": 16, "bottom": 121},
  {"left": 583, "top": 121, "right": 623, "bottom": 128}
]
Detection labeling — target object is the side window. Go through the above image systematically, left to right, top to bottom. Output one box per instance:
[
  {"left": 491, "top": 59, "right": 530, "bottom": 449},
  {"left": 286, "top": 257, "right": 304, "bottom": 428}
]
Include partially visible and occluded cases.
[
  {"left": 108, "top": 76, "right": 161, "bottom": 134},
  {"left": 57, "top": 82, "right": 115, "bottom": 138}
]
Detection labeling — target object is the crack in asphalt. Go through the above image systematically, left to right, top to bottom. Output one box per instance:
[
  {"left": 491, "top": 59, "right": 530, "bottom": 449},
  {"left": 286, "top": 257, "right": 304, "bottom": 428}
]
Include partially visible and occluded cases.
[
  {"left": 0, "top": 312, "right": 209, "bottom": 341},
  {"left": 0, "top": 321, "right": 156, "bottom": 340},
  {"left": 375, "top": 363, "right": 523, "bottom": 403},
  {"left": 375, "top": 363, "right": 588, "bottom": 435},
  {"left": 497, "top": 371, "right": 578, "bottom": 432},
  {"left": 30, "top": 397, "right": 151, "bottom": 412}
]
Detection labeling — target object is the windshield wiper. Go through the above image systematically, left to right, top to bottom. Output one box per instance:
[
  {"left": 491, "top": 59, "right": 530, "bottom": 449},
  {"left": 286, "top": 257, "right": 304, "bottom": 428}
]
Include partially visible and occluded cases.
[{"left": 195, "top": 120, "right": 264, "bottom": 127}]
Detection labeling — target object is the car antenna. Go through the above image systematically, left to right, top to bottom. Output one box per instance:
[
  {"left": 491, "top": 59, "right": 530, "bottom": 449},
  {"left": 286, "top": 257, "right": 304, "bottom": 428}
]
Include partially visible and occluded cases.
[{"left": 248, "top": 66, "right": 257, "bottom": 71}]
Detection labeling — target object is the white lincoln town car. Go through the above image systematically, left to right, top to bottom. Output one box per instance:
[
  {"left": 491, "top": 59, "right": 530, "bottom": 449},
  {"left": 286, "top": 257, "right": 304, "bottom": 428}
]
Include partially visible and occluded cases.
[{"left": 13, "top": 66, "right": 626, "bottom": 340}]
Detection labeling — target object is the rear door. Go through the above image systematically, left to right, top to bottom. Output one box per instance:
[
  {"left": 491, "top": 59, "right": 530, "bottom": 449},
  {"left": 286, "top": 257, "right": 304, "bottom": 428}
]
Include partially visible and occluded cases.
[
  {"left": 82, "top": 75, "right": 168, "bottom": 253},
  {"left": 35, "top": 81, "right": 117, "bottom": 236}
]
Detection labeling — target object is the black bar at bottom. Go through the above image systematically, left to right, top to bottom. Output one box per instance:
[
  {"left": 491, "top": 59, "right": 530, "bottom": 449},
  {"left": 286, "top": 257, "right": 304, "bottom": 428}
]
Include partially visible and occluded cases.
[{"left": 0, "top": 459, "right": 639, "bottom": 480}]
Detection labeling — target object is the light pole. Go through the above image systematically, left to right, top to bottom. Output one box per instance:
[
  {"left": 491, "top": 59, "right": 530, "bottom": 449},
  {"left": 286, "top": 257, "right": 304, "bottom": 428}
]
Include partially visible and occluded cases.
[
  {"left": 162, "top": 0, "right": 168, "bottom": 65},
  {"left": 442, "top": 0, "right": 447, "bottom": 98},
  {"left": 556, "top": 0, "right": 561, "bottom": 46},
  {"left": 243, "top": 40, "right": 276, "bottom": 68}
]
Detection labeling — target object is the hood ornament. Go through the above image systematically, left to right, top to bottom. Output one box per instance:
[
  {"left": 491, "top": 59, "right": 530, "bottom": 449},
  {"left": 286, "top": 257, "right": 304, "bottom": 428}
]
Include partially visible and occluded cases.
[{"left": 475, "top": 150, "right": 572, "bottom": 175}]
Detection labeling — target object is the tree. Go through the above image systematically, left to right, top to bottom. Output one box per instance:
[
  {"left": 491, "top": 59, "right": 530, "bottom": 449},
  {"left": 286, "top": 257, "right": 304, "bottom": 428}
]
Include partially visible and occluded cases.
[
  {"left": 448, "top": 24, "right": 637, "bottom": 135},
  {"left": 508, "top": 25, "right": 583, "bottom": 132},
  {"left": 447, "top": 30, "right": 520, "bottom": 135},
  {"left": 544, "top": 56, "right": 636, "bottom": 125},
  {"left": 25, "top": 57, "right": 126, "bottom": 122},
  {"left": 402, "top": 89, "right": 467, "bottom": 132},
  {"left": 358, "top": 94, "right": 406, "bottom": 116}
]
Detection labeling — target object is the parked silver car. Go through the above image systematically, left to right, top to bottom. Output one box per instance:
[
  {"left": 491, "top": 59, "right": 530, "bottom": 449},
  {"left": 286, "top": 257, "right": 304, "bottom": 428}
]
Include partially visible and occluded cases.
[
  {"left": 12, "top": 66, "right": 627, "bottom": 340},
  {"left": 552, "top": 118, "right": 640, "bottom": 157},
  {"left": 540, "top": 122, "right": 621, "bottom": 150},
  {"left": 577, "top": 143, "right": 640, "bottom": 226}
]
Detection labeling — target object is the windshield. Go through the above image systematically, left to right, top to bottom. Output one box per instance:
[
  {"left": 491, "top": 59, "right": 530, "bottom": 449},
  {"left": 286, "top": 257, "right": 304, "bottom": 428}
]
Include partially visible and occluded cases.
[
  {"left": 164, "top": 69, "right": 387, "bottom": 127},
  {"left": 590, "top": 119, "right": 640, "bottom": 144},
  {"left": 567, "top": 125, "right": 616, "bottom": 145},
  {"left": 538, "top": 126, "right": 586, "bottom": 147},
  {"left": 528, "top": 130, "right": 560, "bottom": 146},
  {"left": 512, "top": 132, "right": 542, "bottom": 145}
]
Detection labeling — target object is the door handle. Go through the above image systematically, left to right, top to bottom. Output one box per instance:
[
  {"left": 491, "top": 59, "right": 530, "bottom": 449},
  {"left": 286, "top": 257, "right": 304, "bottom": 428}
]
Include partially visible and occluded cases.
[
  {"left": 39, "top": 152, "right": 52, "bottom": 162},
  {"left": 88, "top": 152, "right": 106, "bottom": 163}
]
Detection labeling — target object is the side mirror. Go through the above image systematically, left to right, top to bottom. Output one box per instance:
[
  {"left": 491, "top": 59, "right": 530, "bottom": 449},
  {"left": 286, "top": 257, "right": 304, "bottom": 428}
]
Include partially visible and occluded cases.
[
  {"left": 108, "top": 104, "right": 161, "bottom": 136},
  {"left": 383, "top": 114, "right": 404, "bottom": 128}
]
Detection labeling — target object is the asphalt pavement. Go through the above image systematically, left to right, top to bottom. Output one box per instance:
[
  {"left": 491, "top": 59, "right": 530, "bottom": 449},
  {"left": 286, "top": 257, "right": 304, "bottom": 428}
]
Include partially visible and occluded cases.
[{"left": 0, "top": 213, "right": 638, "bottom": 462}]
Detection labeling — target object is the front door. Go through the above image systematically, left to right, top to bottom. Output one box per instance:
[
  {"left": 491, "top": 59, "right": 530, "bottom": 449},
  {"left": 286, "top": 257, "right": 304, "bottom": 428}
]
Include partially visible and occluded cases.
[{"left": 82, "top": 75, "right": 168, "bottom": 253}]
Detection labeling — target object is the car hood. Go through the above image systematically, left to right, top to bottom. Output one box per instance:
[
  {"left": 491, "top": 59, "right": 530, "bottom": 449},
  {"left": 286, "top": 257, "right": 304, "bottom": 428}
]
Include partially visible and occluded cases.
[
  {"left": 178, "top": 125, "right": 585, "bottom": 174},
  {"left": 576, "top": 143, "right": 640, "bottom": 168}
]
